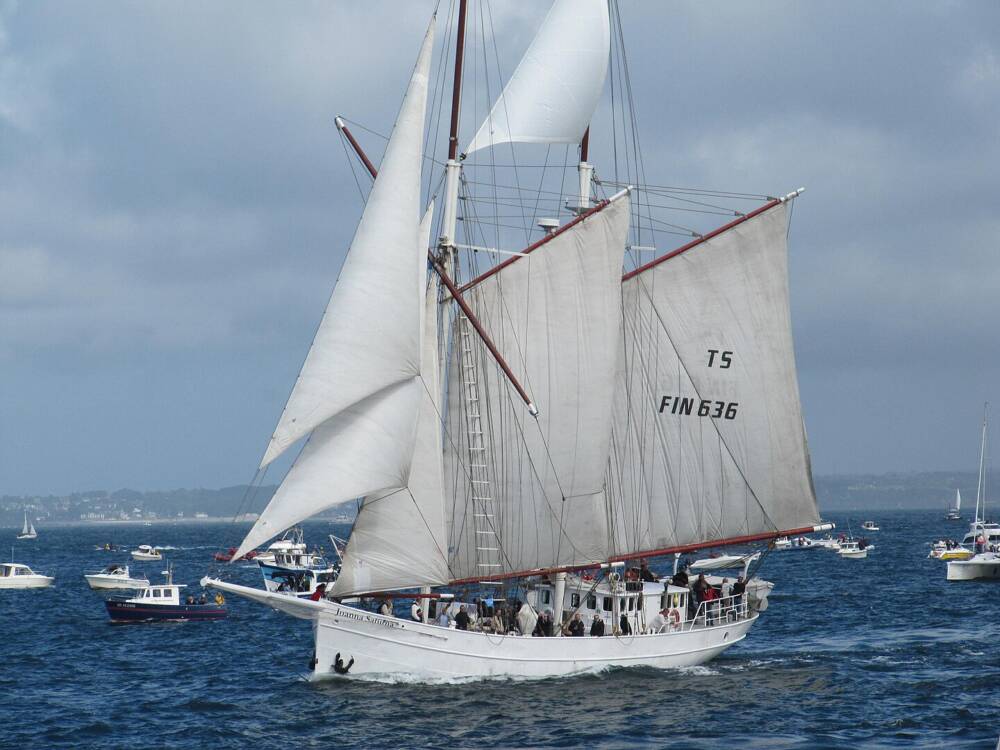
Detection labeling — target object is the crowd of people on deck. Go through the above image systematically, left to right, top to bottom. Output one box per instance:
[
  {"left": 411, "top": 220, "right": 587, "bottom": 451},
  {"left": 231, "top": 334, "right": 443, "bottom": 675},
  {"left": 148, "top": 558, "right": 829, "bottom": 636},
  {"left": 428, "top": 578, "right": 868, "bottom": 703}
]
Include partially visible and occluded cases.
[{"left": 364, "top": 558, "right": 750, "bottom": 636}]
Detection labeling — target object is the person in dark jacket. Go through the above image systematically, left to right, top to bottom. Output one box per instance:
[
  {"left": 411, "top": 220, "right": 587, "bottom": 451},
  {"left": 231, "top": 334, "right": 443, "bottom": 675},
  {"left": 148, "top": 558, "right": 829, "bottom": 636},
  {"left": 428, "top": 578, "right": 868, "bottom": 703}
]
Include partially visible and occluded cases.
[
  {"left": 639, "top": 559, "right": 657, "bottom": 582},
  {"left": 671, "top": 567, "right": 689, "bottom": 588},
  {"left": 454, "top": 605, "right": 471, "bottom": 631},
  {"left": 567, "top": 613, "right": 585, "bottom": 637},
  {"left": 619, "top": 613, "right": 632, "bottom": 635},
  {"left": 589, "top": 615, "right": 605, "bottom": 637}
]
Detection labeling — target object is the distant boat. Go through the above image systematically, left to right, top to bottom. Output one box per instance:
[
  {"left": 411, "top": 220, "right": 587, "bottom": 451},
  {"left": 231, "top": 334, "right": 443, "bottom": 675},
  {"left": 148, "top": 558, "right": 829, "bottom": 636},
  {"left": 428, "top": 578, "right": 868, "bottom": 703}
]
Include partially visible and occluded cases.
[
  {"left": 945, "top": 489, "right": 962, "bottom": 520},
  {"left": 16, "top": 512, "right": 37, "bottom": 540},
  {"left": 861, "top": 520, "right": 880, "bottom": 532},
  {"left": 838, "top": 540, "right": 871, "bottom": 559},
  {"left": 131, "top": 545, "right": 163, "bottom": 561},
  {"left": 0, "top": 562, "right": 53, "bottom": 589},
  {"left": 84, "top": 564, "right": 150, "bottom": 590}
]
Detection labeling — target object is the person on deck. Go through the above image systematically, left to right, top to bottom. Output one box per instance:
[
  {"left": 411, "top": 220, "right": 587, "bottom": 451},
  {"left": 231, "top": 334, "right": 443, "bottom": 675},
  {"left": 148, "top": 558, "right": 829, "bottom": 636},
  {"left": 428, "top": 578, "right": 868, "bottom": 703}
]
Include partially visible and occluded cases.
[
  {"left": 639, "top": 559, "right": 657, "bottom": 583},
  {"left": 671, "top": 567, "right": 689, "bottom": 588},
  {"left": 692, "top": 574, "right": 709, "bottom": 602},
  {"left": 732, "top": 576, "right": 747, "bottom": 613},
  {"left": 720, "top": 578, "right": 733, "bottom": 602},
  {"left": 310, "top": 583, "right": 327, "bottom": 602},
  {"left": 379, "top": 598, "right": 393, "bottom": 617},
  {"left": 410, "top": 600, "right": 422, "bottom": 621},
  {"left": 437, "top": 605, "right": 451, "bottom": 628},
  {"left": 454, "top": 605, "right": 471, "bottom": 631},
  {"left": 649, "top": 608, "right": 668, "bottom": 633},
  {"left": 533, "top": 610, "right": 554, "bottom": 637},
  {"left": 567, "top": 613, "right": 585, "bottom": 637},
  {"left": 619, "top": 613, "right": 632, "bottom": 636},
  {"left": 590, "top": 614, "right": 605, "bottom": 637}
]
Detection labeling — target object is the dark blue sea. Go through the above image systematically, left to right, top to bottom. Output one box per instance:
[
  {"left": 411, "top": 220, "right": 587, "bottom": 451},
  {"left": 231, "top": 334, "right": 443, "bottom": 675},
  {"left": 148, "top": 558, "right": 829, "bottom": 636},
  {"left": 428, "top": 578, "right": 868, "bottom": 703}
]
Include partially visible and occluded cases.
[{"left": 1, "top": 511, "right": 996, "bottom": 749}]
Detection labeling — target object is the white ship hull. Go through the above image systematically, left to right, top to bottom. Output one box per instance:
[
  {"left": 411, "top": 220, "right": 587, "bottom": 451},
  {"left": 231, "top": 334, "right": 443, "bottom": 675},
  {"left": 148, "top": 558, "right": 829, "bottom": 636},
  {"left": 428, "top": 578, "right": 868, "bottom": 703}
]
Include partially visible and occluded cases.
[
  {"left": 947, "top": 554, "right": 1000, "bottom": 581},
  {"left": 202, "top": 578, "right": 756, "bottom": 680},
  {"left": 312, "top": 604, "right": 755, "bottom": 679}
]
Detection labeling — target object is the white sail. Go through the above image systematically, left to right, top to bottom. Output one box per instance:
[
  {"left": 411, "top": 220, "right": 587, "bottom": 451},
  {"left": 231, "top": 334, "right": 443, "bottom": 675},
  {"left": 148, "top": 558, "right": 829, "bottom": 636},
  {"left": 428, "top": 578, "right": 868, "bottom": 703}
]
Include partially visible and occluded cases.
[
  {"left": 464, "top": 0, "right": 609, "bottom": 155},
  {"left": 234, "top": 20, "right": 435, "bottom": 558},
  {"left": 259, "top": 20, "right": 434, "bottom": 468},
  {"left": 445, "top": 192, "right": 630, "bottom": 580},
  {"left": 608, "top": 200, "right": 820, "bottom": 554},
  {"left": 332, "top": 207, "right": 451, "bottom": 596},
  {"left": 956, "top": 489, "right": 962, "bottom": 512},
  {"left": 21, "top": 512, "right": 29, "bottom": 536}
]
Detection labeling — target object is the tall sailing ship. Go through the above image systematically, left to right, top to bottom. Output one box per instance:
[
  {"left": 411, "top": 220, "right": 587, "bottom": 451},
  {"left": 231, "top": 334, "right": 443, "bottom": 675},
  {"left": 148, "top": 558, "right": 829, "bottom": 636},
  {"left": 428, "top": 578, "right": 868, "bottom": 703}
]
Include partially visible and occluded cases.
[{"left": 206, "top": 0, "right": 830, "bottom": 679}]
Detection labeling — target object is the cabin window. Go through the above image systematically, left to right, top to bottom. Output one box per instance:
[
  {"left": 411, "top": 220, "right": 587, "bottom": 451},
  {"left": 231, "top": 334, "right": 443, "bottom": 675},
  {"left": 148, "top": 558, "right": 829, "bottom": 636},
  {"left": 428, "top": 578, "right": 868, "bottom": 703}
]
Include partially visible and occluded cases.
[
  {"left": 542, "top": 590, "right": 551, "bottom": 605},
  {"left": 570, "top": 593, "right": 580, "bottom": 608},
  {"left": 660, "top": 594, "right": 667, "bottom": 610},
  {"left": 587, "top": 595, "right": 596, "bottom": 609},
  {"left": 603, "top": 597, "right": 612, "bottom": 612},
  {"left": 627, "top": 597, "right": 634, "bottom": 611}
]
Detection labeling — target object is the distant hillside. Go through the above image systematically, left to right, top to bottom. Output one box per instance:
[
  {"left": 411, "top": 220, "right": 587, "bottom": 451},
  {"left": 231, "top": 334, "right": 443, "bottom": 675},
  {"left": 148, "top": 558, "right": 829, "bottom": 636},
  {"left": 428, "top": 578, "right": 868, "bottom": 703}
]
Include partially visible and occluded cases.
[
  {"left": 3, "top": 470, "right": 991, "bottom": 526},
  {"left": 814, "top": 471, "right": 986, "bottom": 511}
]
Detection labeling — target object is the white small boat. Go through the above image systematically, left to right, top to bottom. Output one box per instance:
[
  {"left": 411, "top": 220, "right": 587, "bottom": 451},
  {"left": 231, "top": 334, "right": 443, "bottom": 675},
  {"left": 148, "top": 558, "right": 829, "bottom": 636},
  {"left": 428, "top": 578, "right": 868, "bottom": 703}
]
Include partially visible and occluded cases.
[
  {"left": 16, "top": 512, "right": 37, "bottom": 540},
  {"left": 861, "top": 521, "right": 879, "bottom": 532},
  {"left": 813, "top": 535, "right": 842, "bottom": 551},
  {"left": 773, "top": 537, "right": 791, "bottom": 550},
  {"left": 837, "top": 540, "right": 871, "bottom": 559},
  {"left": 928, "top": 540, "right": 973, "bottom": 560},
  {"left": 131, "top": 545, "right": 163, "bottom": 561},
  {"left": 947, "top": 552, "right": 1000, "bottom": 581},
  {"left": 0, "top": 562, "right": 53, "bottom": 589},
  {"left": 84, "top": 564, "right": 150, "bottom": 590}
]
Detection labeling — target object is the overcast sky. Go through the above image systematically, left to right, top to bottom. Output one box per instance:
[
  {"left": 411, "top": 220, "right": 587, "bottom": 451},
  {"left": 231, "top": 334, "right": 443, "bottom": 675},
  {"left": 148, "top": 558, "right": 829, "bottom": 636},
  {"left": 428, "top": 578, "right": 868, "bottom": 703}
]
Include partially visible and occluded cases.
[{"left": 2, "top": 1, "right": 999, "bottom": 495}]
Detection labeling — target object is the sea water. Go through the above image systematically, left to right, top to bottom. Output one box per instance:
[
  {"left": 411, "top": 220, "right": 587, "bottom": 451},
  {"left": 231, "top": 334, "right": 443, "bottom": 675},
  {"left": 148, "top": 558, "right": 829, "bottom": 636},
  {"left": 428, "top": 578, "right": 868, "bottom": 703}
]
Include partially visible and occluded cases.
[{"left": 0, "top": 511, "right": 996, "bottom": 748}]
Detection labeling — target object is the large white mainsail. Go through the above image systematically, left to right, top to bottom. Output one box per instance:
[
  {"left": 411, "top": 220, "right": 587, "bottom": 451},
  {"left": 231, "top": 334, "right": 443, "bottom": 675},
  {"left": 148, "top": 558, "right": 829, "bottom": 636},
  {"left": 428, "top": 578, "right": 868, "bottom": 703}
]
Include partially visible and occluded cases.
[
  {"left": 464, "top": 0, "right": 609, "bottom": 155},
  {"left": 234, "top": 21, "right": 437, "bottom": 560},
  {"left": 258, "top": 22, "right": 435, "bottom": 469},
  {"left": 445, "top": 192, "right": 631, "bottom": 581},
  {"left": 608, "top": 199, "right": 820, "bottom": 555}
]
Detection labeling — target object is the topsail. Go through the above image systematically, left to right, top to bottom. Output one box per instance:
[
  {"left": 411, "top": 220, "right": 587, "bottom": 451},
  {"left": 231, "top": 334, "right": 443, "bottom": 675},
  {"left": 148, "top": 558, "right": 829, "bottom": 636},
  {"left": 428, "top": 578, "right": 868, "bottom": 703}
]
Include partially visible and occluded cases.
[{"left": 464, "top": 0, "right": 609, "bottom": 155}]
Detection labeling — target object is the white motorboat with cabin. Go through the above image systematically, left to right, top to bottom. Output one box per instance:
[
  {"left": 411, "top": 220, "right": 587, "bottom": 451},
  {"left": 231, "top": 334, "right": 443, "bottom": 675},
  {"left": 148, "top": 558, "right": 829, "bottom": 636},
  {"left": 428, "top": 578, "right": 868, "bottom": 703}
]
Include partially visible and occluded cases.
[
  {"left": 204, "top": 0, "right": 831, "bottom": 679},
  {"left": 16, "top": 512, "right": 37, "bottom": 540},
  {"left": 861, "top": 521, "right": 879, "bottom": 532},
  {"left": 253, "top": 527, "right": 308, "bottom": 565},
  {"left": 837, "top": 540, "right": 870, "bottom": 559},
  {"left": 258, "top": 544, "right": 338, "bottom": 598},
  {"left": 131, "top": 545, "right": 163, "bottom": 561},
  {"left": 0, "top": 562, "right": 53, "bottom": 589},
  {"left": 84, "top": 564, "right": 150, "bottom": 590}
]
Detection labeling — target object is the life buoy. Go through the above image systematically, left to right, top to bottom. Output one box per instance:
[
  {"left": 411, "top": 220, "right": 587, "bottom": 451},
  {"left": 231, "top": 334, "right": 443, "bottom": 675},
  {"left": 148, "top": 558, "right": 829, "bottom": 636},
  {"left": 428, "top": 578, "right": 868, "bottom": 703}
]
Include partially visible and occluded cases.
[{"left": 667, "top": 608, "right": 681, "bottom": 629}]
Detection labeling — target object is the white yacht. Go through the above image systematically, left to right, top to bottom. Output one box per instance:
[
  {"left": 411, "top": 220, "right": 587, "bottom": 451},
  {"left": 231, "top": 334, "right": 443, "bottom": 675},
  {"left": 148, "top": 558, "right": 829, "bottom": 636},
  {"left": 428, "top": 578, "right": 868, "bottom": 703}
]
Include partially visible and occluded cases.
[
  {"left": 861, "top": 521, "right": 879, "bottom": 532},
  {"left": 253, "top": 527, "right": 308, "bottom": 565},
  {"left": 131, "top": 545, "right": 163, "bottom": 561},
  {"left": 947, "top": 552, "right": 1000, "bottom": 581},
  {"left": 0, "top": 562, "right": 53, "bottom": 589},
  {"left": 84, "top": 564, "right": 150, "bottom": 590}
]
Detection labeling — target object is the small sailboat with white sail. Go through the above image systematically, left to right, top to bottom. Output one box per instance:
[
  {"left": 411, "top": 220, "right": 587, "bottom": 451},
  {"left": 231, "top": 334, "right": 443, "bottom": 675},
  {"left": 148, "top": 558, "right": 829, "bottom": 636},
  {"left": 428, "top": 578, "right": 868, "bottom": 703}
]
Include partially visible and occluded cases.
[
  {"left": 205, "top": 0, "right": 831, "bottom": 679},
  {"left": 946, "top": 489, "right": 962, "bottom": 521},
  {"left": 16, "top": 512, "right": 37, "bottom": 541}
]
